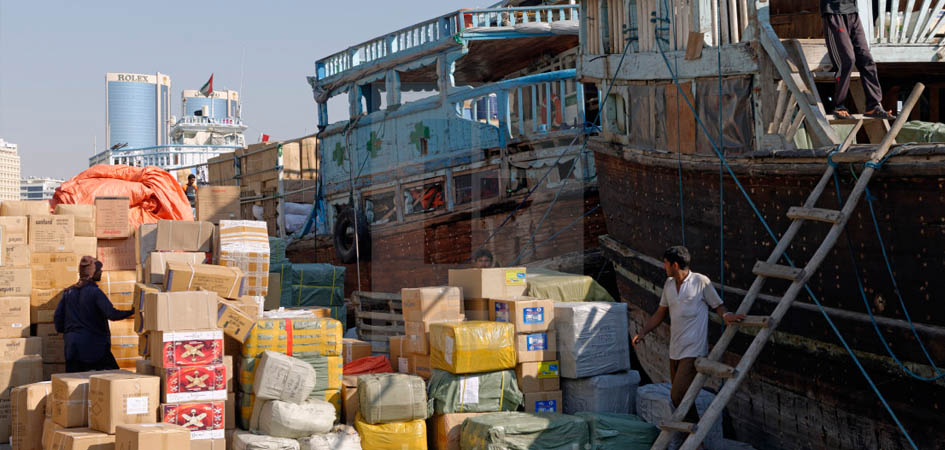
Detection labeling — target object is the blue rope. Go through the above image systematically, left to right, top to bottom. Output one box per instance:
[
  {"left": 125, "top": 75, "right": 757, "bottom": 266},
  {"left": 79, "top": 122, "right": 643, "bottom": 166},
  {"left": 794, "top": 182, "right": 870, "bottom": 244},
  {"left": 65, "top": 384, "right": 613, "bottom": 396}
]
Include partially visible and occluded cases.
[
  {"left": 715, "top": 0, "right": 725, "bottom": 304},
  {"left": 670, "top": 1, "right": 687, "bottom": 247},
  {"left": 652, "top": 13, "right": 919, "bottom": 449}
]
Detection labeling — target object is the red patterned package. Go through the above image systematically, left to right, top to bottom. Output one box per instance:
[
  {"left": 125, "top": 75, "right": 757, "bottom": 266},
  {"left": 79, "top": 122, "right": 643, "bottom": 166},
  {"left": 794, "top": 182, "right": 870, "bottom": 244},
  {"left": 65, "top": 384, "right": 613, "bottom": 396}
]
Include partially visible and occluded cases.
[
  {"left": 149, "top": 330, "right": 224, "bottom": 368},
  {"left": 162, "top": 363, "right": 227, "bottom": 402},
  {"left": 162, "top": 400, "right": 225, "bottom": 439}
]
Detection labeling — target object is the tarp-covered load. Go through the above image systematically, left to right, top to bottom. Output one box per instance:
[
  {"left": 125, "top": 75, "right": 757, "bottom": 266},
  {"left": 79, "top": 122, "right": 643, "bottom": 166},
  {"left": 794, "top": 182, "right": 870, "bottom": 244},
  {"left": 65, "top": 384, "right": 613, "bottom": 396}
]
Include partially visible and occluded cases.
[
  {"left": 52, "top": 164, "right": 194, "bottom": 227},
  {"left": 273, "top": 263, "right": 345, "bottom": 323},
  {"left": 525, "top": 268, "right": 615, "bottom": 302},
  {"left": 554, "top": 302, "right": 630, "bottom": 378},
  {"left": 241, "top": 316, "right": 343, "bottom": 358},
  {"left": 430, "top": 321, "right": 516, "bottom": 374},
  {"left": 427, "top": 369, "right": 523, "bottom": 415},
  {"left": 562, "top": 370, "right": 641, "bottom": 414},
  {"left": 357, "top": 373, "right": 427, "bottom": 424},
  {"left": 636, "top": 383, "right": 723, "bottom": 450},
  {"left": 254, "top": 398, "right": 336, "bottom": 438},
  {"left": 460, "top": 412, "right": 590, "bottom": 450},
  {"left": 575, "top": 412, "right": 659, "bottom": 450},
  {"left": 298, "top": 425, "right": 362, "bottom": 450},
  {"left": 232, "top": 430, "right": 300, "bottom": 450}
]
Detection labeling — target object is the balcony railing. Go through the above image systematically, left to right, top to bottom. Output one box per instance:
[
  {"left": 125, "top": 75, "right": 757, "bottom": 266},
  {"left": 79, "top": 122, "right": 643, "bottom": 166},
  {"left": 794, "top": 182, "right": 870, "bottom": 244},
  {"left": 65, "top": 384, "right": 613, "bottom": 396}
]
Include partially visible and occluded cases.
[
  {"left": 864, "top": 0, "right": 945, "bottom": 44},
  {"left": 176, "top": 116, "right": 243, "bottom": 126}
]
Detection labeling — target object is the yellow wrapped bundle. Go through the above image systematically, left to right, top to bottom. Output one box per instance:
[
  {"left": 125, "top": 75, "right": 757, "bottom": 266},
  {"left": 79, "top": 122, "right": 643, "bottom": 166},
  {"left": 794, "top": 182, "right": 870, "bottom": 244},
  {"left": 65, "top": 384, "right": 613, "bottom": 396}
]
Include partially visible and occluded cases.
[
  {"left": 242, "top": 317, "right": 343, "bottom": 358},
  {"left": 430, "top": 321, "right": 516, "bottom": 374},
  {"left": 354, "top": 414, "right": 427, "bottom": 450}
]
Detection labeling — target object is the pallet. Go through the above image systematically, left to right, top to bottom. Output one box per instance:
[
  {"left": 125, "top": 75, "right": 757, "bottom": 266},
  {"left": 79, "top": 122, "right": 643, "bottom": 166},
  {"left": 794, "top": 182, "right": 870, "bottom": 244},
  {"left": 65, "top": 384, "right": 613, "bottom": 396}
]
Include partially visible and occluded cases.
[{"left": 352, "top": 290, "right": 404, "bottom": 353}]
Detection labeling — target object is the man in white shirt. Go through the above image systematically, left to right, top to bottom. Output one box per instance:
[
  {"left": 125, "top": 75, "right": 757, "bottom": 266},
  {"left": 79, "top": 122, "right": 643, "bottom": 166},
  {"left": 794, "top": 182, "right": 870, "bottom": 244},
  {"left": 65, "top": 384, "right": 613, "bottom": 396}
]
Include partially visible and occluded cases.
[{"left": 632, "top": 246, "right": 744, "bottom": 424}]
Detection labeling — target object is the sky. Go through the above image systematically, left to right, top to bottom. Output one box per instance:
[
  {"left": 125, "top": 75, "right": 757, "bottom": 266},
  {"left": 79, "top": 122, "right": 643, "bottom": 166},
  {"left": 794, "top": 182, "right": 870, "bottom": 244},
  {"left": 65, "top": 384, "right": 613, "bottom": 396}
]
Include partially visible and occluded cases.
[{"left": 0, "top": 0, "right": 482, "bottom": 179}]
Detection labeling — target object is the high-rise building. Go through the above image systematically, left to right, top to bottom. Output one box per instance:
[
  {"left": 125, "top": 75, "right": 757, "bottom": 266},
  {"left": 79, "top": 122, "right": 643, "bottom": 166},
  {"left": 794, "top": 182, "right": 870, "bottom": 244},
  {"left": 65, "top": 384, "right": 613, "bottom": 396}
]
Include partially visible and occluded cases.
[
  {"left": 105, "top": 72, "right": 172, "bottom": 150},
  {"left": 172, "top": 89, "right": 246, "bottom": 147},
  {"left": 0, "top": 139, "right": 22, "bottom": 201},
  {"left": 20, "top": 177, "right": 62, "bottom": 201}
]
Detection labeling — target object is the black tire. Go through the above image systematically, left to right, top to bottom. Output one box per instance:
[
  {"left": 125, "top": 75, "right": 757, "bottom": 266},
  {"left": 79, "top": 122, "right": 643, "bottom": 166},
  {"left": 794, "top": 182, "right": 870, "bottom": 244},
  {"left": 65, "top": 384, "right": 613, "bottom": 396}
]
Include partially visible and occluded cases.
[{"left": 333, "top": 207, "right": 371, "bottom": 264}]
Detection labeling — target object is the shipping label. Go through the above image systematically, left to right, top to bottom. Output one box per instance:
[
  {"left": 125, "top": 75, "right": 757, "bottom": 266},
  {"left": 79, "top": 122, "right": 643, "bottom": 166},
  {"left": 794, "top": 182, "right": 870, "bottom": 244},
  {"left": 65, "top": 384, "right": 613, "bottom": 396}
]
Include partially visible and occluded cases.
[
  {"left": 505, "top": 270, "right": 526, "bottom": 286},
  {"left": 493, "top": 302, "right": 510, "bottom": 323},
  {"left": 522, "top": 307, "right": 544, "bottom": 324},
  {"left": 525, "top": 333, "right": 548, "bottom": 351},
  {"left": 537, "top": 361, "right": 560, "bottom": 378},
  {"left": 164, "top": 364, "right": 227, "bottom": 402},
  {"left": 460, "top": 375, "right": 480, "bottom": 405},
  {"left": 534, "top": 399, "right": 558, "bottom": 412},
  {"left": 162, "top": 401, "right": 225, "bottom": 439}
]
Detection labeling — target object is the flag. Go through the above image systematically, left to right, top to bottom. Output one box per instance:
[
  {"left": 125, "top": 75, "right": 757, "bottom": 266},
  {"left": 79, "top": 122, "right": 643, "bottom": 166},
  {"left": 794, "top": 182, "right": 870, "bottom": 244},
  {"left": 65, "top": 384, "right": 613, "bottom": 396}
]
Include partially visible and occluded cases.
[
  {"left": 199, "top": 74, "right": 214, "bottom": 96},
  {"left": 260, "top": 133, "right": 270, "bottom": 143}
]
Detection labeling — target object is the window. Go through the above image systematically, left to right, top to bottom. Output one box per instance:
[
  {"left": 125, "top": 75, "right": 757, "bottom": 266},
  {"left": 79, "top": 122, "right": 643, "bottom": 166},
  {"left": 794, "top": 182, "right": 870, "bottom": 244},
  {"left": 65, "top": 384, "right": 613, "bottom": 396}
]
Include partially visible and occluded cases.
[
  {"left": 359, "top": 78, "right": 388, "bottom": 114},
  {"left": 454, "top": 169, "right": 500, "bottom": 206},
  {"left": 403, "top": 180, "right": 445, "bottom": 215},
  {"left": 363, "top": 190, "right": 397, "bottom": 225}
]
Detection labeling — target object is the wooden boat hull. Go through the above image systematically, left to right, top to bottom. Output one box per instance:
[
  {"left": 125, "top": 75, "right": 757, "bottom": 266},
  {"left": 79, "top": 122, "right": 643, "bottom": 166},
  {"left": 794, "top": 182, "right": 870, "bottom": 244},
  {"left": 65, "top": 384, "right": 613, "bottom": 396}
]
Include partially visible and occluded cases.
[{"left": 592, "top": 145, "right": 945, "bottom": 450}]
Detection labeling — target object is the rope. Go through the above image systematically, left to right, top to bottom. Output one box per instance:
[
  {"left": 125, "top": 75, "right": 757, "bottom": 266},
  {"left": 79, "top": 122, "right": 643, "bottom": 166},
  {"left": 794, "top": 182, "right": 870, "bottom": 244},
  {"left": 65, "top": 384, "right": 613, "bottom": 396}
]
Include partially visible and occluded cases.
[
  {"left": 669, "top": 0, "right": 687, "bottom": 246},
  {"left": 714, "top": 0, "right": 725, "bottom": 304},
  {"left": 652, "top": 11, "right": 919, "bottom": 449},
  {"left": 513, "top": 204, "right": 601, "bottom": 264}
]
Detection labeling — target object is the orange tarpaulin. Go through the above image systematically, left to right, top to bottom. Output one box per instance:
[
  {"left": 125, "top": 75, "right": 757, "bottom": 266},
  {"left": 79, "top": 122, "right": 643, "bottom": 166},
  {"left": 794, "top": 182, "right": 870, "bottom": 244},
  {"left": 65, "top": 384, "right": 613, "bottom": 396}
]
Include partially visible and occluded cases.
[
  {"left": 52, "top": 165, "right": 194, "bottom": 228},
  {"left": 343, "top": 355, "right": 393, "bottom": 375}
]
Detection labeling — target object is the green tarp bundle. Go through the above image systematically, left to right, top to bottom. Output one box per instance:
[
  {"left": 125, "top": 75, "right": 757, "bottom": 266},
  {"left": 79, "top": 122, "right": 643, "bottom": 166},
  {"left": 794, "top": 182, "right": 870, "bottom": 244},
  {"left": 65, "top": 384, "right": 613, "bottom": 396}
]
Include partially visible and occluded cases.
[
  {"left": 898, "top": 121, "right": 945, "bottom": 143},
  {"left": 269, "top": 237, "right": 287, "bottom": 265},
  {"left": 271, "top": 262, "right": 345, "bottom": 322},
  {"left": 525, "top": 268, "right": 615, "bottom": 302},
  {"left": 427, "top": 369, "right": 523, "bottom": 415},
  {"left": 460, "top": 412, "right": 590, "bottom": 450},
  {"left": 575, "top": 412, "right": 659, "bottom": 450}
]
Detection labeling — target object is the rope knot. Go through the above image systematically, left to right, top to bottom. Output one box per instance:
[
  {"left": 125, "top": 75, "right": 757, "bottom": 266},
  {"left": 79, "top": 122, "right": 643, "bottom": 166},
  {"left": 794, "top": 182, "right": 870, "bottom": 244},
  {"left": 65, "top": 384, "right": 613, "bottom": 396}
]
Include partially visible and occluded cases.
[
  {"left": 826, "top": 150, "right": 839, "bottom": 168},
  {"left": 865, "top": 161, "right": 883, "bottom": 170}
]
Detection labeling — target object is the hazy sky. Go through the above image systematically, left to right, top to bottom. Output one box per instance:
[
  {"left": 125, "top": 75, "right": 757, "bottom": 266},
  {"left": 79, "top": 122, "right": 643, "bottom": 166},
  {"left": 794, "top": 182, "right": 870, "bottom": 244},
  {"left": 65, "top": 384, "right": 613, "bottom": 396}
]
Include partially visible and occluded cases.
[{"left": 0, "top": 0, "right": 480, "bottom": 179}]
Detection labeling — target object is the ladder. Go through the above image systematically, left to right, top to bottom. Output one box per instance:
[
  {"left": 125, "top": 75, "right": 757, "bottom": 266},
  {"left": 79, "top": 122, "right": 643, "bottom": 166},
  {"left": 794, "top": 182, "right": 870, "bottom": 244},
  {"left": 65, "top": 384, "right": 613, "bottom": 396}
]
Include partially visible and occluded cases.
[{"left": 650, "top": 83, "right": 926, "bottom": 450}]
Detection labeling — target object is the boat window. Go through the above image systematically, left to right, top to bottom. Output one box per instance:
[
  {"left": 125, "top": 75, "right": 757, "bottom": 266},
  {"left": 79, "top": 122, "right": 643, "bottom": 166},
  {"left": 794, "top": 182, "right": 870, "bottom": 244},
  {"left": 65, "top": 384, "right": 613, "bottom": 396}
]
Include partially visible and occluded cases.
[
  {"left": 398, "top": 63, "right": 439, "bottom": 104},
  {"left": 359, "top": 78, "right": 388, "bottom": 114},
  {"left": 325, "top": 93, "right": 350, "bottom": 124},
  {"left": 460, "top": 94, "right": 499, "bottom": 126},
  {"left": 454, "top": 169, "right": 500, "bottom": 206},
  {"left": 403, "top": 181, "right": 445, "bottom": 215},
  {"left": 363, "top": 190, "right": 397, "bottom": 225}
]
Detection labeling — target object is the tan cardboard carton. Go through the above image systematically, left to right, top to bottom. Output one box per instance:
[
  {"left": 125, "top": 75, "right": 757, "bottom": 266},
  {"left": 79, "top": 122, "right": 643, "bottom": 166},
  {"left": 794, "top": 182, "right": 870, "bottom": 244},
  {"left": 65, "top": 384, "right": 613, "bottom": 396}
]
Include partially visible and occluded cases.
[
  {"left": 196, "top": 186, "right": 240, "bottom": 224},
  {"left": 95, "top": 197, "right": 131, "bottom": 239},
  {"left": 0, "top": 201, "right": 49, "bottom": 217},
  {"left": 54, "top": 204, "right": 96, "bottom": 238},
  {"left": 0, "top": 216, "right": 29, "bottom": 246},
  {"left": 29, "top": 216, "right": 74, "bottom": 253},
  {"left": 154, "top": 220, "right": 214, "bottom": 252},
  {"left": 134, "top": 224, "right": 157, "bottom": 269},
  {"left": 73, "top": 237, "right": 97, "bottom": 260},
  {"left": 97, "top": 238, "right": 136, "bottom": 271},
  {"left": 4, "top": 244, "right": 31, "bottom": 268},
  {"left": 144, "top": 252, "right": 206, "bottom": 285},
  {"left": 30, "top": 253, "right": 78, "bottom": 290},
  {"left": 164, "top": 263, "right": 244, "bottom": 299},
  {"left": 448, "top": 267, "right": 527, "bottom": 299},
  {"left": 0, "top": 268, "right": 32, "bottom": 297},
  {"left": 101, "top": 271, "right": 137, "bottom": 310},
  {"left": 132, "top": 284, "right": 160, "bottom": 333},
  {"left": 400, "top": 287, "right": 462, "bottom": 322},
  {"left": 30, "top": 289, "right": 63, "bottom": 324},
  {"left": 142, "top": 291, "right": 218, "bottom": 332},
  {"left": 0, "top": 297, "right": 30, "bottom": 338},
  {"left": 489, "top": 297, "right": 555, "bottom": 333},
  {"left": 463, "top": 298, "right": 489, "bottom": 321},
  {"left": 215, "top": 301, "right": 255, "bottom": 343},
  {"left": 404, "top": 317, "right": 465, "bottom": 355},
  {"left": 35, "top": 324, "right": 65, "bottom": 364},
  {"left": 514, "top": 331, "right": 557, "bottom": 363},
  {"left": 388, "top": 336, "right": 409, "bottom": 374},
  {"left": 0, "top": 337, "right": 40, "bottom": 360},
  {"left": 342, "top": 338, "right": 371, "bottom": 364},
  {"left": 252, "top": 350, "right": 316, "bottom": 403},
  {"left": 408, "top": 353, "right": 431, "bottom": 379},
  {"left": 0, "top": 356, "right": 42, "bottom": 400},
  {"left": 134, "top": 360, "right": 155, "bottom": 376},
  {"left": 516, "top": 361, "right": 560, "bottom": 394},
  {"left": 50, "top": 370, "right": 127, "bottom": 427},
  {"left": 88, "top": 372, "right": 160, "bottom": 433},
  {"left": 341, "top": 375, "right": 359, "bottom": 425},
  {"left": 11, "top": 381, "right": 51, "bottom": 450},
  {"left": 522, "top": 390, "right": 562, "bottom": 413},
  {"left": 225, "top": 392, "right": 234, "bottom": 430},
  {"left": 434, "top": 413, "right": 487, "bottom": 450},
  {"left": 41, "top": 418, "right": 64, "bottom": 449},
  {"left": 115, "top": 423, "right": 191, "bottom": 450},
  {"left": 47, "top": 428, "right": 116, "bottom": 450},
  {"left": 189, "top": 439, "right": 225, "bottom": 450}
]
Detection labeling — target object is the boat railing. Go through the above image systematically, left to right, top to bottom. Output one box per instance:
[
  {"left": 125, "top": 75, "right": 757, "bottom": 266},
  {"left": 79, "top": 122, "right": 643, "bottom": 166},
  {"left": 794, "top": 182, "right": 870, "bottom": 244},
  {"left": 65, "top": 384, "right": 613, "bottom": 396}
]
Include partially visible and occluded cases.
[
  {"left": 864, "top": 0, "right": 945, "bottom": 45},
  {"left": 459, "top": 5, "right": 580, "bottom": 29},
  {"left": 176, "top": 116, "right": 243, "bottom": 126}
]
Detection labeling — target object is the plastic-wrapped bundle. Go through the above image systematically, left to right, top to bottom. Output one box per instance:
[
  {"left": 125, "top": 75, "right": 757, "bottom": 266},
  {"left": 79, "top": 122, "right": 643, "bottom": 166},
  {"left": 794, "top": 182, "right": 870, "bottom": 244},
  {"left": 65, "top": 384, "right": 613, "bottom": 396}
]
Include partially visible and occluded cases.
[
  {"left": 269, "top": 237, "right": 287, "bottom": 265},
  {"left": 554, "top": 302, "right": 630, "bottom": 378},
  {"left": 242, "top": 316, "right": 343, "bottom": 358},
  {"left": 429, "top": 321, "right": 516, "bottom": 374},
  {"left": 252, "top": 351, "right": 316, "bottom": 403},
  {"left": 426, "top": 369, "right": 523, "bottom": 415},
  {"left": 562, "top": 370, "right": 641, "bottom": 414},
  {"left": 357, "top": 373, "right": 427, "bottom": 424},
  {"left": 635, "top": 383, "right": 723, "bottom": 450},
  {"left": 255, "top": 398, "right": 336, "bottom": 438},
  {"left": 460, "top": 411, "right": 589, "bottom": 450},
  {"left": 575, "top": 412, "right": 659, "bottom": 450},
  {"left": 354, "top": 414, "right": 426, "bottom": 450},
  {"left": 298, "top": 425, "right": 362, "bottom": 450},
  {"left": 232, "top": 430, "right": 300, "bottom": 450}
]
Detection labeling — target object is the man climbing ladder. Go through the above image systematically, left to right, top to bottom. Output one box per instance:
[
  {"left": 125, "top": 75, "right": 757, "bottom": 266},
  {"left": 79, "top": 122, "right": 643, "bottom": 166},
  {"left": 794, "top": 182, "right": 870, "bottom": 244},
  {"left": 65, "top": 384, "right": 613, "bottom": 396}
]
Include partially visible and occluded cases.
[{"left": 821, "top": 0, "right": 896, "bottom": 120}]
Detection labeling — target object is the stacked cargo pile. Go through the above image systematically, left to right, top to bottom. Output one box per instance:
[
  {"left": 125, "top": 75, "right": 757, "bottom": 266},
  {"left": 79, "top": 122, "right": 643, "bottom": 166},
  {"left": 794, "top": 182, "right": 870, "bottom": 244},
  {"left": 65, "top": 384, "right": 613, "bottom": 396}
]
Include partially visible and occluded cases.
[
  {"left": 268, "top": 262, "right": 346, "bottom": 323},
  {"left": 401, "top": 287, "right": 467, "bottom": 380},
  {"left": 352, "top": 373, "right": 426, "bottom": 449}
]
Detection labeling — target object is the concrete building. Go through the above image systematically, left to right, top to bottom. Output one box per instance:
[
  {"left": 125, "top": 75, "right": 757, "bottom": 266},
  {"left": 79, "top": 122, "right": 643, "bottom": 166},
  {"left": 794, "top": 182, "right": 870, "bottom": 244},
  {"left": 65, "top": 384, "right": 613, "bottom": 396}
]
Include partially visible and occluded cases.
[
  {"left": 0, "top": 139, "right": 22, "bottom": 201},
  {"left": 20, "top": 177, "right": 62, "bottom": 201}
]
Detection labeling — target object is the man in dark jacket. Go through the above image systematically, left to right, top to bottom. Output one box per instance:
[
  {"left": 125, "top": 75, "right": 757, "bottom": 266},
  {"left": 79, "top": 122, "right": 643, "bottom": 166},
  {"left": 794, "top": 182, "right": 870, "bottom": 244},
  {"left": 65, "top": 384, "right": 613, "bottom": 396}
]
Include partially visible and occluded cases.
[
  {"left": 821, "top": 0, "right": 896, "bottom": 119},
  {"left": 54, "top": 256, "right": 134, "bottom": 372}
]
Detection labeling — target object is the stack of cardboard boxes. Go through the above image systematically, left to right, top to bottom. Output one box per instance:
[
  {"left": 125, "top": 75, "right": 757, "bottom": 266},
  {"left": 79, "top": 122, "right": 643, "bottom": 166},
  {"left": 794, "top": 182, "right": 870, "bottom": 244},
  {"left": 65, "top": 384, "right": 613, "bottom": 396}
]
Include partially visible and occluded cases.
[
  {"left": 400, "top": 287, "right": 465, "bottom": 380},
  {"left": 0, "top": 337, "right": 42, "bottom": 444}
]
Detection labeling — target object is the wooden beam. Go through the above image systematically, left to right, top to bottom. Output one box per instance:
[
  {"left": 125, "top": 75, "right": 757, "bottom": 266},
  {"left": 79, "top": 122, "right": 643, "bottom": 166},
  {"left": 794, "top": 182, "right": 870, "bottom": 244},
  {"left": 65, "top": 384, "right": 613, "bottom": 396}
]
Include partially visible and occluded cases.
[
  {"left": 685, "top": 32, "right": 705, "bottom": 60},
  {"left": 577, "top": 43, "right": 757, "bottom": 81},
  {"left": 786, "top": 206, "right": 844, "bottom": 224},
  {"left": 752, "top": 261, "right": 804, "bottom": 281},
  {"left": 695, "top": 357, "right": 738, "bottom": 378}
]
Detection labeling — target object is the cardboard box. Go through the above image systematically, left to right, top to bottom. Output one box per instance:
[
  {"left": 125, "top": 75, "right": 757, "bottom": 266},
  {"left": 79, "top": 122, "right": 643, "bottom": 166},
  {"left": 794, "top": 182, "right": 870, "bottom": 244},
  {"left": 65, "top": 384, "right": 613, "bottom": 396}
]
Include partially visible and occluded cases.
[
  {"left": 196, "top": 186, "right": 240, "bottom": 224},
  {"left": 95, "top": 197, "right": 131, "bottom": 239},
  {"left": 0, "top": 201, "right": 49, "bottom": 217},
  {"left": 54, "top": 204, "right": 96, "bottom": 238},
  {"left": 0, "top": 216, "right": 29, "bottom": 246},
  {"left": 29, "top": 216, "right": 74, "bottom": 253},
  {"left": 155, "top": 220, "right": 214, "bottom": 252},
  {"left": 215, "top": 221, "right": 269, "bottom": 297},
  {"left": 134, "top": 224, "right": 157, "bottom": 269},
  {"left": 73, "top": 237, "right": 97, "bottom": 260},
  {"left": 97, "top": 238, "right": 136, "bottom": 271},
  {"left": 4, "top": 244, "right": 30, "bottom": 267},
  {"left": 144, "top": 252, "right": 206, "bottom": 285},
  {"left": 30, "top": 253, "right": 78, "bottom": 290},
  {"left": 164, "top": 263, "right": 245, "bottom": 299},
  {"left": 447, "top": 267, "right": 527, "bottom": 299},
  {"left": 0, "top": 268, "right": 31, "bottom": 297},
  {"left": 101, "top": 270, "right": 137, "bottom": 310},
  {"left": 132, "top": 284, "right": 160, "bottom": 333},
  {"left": 400, "top": 287, "right": 462, "bottom": 323},
  {"left": 30, "top": 289, "right": 63, "bottom": 324},
  {"left": 142, "top": 291, "right": 218, "bottom": 332},
  {"left": 0, "top": 297, "right": 30, "bottom": 338},
  {"left": 224, "top": 297, "right": 261, "bottom": 320},
  {"left": 489, "top": 297, "right": 555, "bottom": 333},
  {"left": 463, "top": 298, "right": 489, "bottom": 321},
  {"left": 215, "top": 302, "right": 255, "bottom": 343},
  {"left": 403, "top": 317, "right": 465, "bottom": 356},
  {"left": 109, "top": 318, "right": 136, "bottom": 337},
  {"left": 35, "top": 324, "right": 65, "bottom": 364},
  {"left": 148, "top": 331, "right": 223, "bottom": 369},
  {"left": 515, "top": 331, "right": 557, "bottom": 363},
  {"left": 137, "top": 335, "right": 148, "bottom": 358},
  {"left": 388, "top": 336, "right": 409, "bottom": 374},
  {"left": 0, "top": 337, "right": 40, "bottom": 360},
  {"left": 342, "top": 338, "right": 371, "bottom": 364},
  {"left": 408, "top": 353, "right": 431, "bottom": 379},
  {"left": 0, "top": 356, "right": 43, "bottom": 400},
  {"left": 135, "top": 359, "right": 155, "bottom": 376},
  {"left": 516, "top": 361, "right": 560, "bottom": 393},
  {"left": 160, "top": 363, "right": 227, "bottom": 403},
  {"left": 43, "top": 364, "right": 65, "bottom": 382},
  {"left": 51, "top": 371, "right": 128, "bottom": 427},
  {"left": 88, "top": 372, "right": 160, "bottom": 433},
  {"left": 341, "top": 375, "right": 359, "bottom": 425},
  {"left": 11, "top": 381, "right": 51, "bottom": 450},
  {"left": 522, "top": 390, "right": 562, "bottom": 413},
  {"left": 224, "top": 392, "right": 235, "bottom": 430},
  {"left": 160, "top": 401, "right": 225, "bottom": 439},
  {"left": 434, "top": 413, "right": 487, "bottom": 450},
  {"left": 41, "top": 418, "right": 65, "bottom": 449},
  {"left": 115, "top": 423, "right": 191, "bottom": 450},
  {"left": 47, "top": 428, "right": 115, "bottom": 450},
  {"left": 189, "top": 439, "right": 224, "bottom": 450}
]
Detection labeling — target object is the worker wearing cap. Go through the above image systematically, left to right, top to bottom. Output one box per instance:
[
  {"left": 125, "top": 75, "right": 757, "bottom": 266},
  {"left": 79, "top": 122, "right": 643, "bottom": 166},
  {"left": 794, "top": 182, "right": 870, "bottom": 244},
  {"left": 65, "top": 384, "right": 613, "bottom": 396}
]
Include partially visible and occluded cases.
[{"left": 54, "top": 256, "right": 134, "bottom": 372}]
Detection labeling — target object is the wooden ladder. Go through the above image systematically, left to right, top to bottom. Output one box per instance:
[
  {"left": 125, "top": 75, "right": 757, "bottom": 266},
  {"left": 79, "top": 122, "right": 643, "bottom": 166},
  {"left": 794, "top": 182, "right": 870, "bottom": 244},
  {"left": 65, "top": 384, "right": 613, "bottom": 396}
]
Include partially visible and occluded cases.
[{"left": 649, "top": 82, "right": 926, "bottom": 450}]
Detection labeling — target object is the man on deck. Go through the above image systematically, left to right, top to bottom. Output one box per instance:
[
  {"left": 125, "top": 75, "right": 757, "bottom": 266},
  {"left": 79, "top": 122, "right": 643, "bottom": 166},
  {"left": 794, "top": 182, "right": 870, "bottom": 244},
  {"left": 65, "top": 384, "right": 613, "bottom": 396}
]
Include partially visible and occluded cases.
[
  {"left": 821, "top": 0, "right": 896, "bottom": 120},
  {"left": 184, "top": 174, "right": 198, "bottom": 208},
  {"left": 632, "top": 246, "right": 744, "bottom": 426}
]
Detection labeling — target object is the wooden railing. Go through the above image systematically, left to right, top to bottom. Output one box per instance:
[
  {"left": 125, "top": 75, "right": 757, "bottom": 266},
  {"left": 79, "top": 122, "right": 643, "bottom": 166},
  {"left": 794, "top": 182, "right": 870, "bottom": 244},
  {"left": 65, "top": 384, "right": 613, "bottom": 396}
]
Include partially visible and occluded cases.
[
  {"left": 866, "top": 0, "right": 945, "bottom": 44},
  {"left": 460, "top": 5, "right": 580, "bottom": 29}
]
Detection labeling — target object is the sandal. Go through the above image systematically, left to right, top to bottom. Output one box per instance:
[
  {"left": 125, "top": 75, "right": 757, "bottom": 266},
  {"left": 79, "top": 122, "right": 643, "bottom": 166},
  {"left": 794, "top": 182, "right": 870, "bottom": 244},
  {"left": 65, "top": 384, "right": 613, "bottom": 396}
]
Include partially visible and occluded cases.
[
  {"left": 864, "top": 107, "right": 896, "bottom": 120},
  {"left": 833, "top": 108, "right": 852, "bottom": 119}
]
